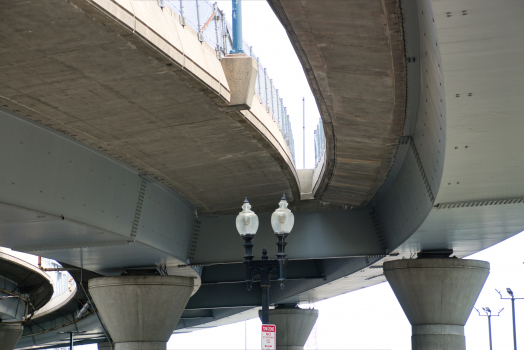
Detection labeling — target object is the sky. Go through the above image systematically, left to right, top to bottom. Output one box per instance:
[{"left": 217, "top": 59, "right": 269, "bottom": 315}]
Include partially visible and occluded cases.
[{"left": 74, "top": 1, "right": 524, "bottom": 349}]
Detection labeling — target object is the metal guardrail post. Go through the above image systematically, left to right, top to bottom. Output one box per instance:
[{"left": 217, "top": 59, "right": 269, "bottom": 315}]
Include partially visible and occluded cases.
[
  {"left": 179, "top": 0, "right": 186, "bottom": 26},
  {"left": 196, "top": 0, "right": 204, "bottom": 42},
  {"left": 214, "top": 3, "right": 220, "bottom": 58},
  {"left": 221, "top": 11, "right": 227, "bottom": 55},
  {"left": 257, "top": 58, "right": 262, "bottom": 102},
  {"left": 264, "top": 68, "right": 269, "bottom": 112},
  {"left": 270, "top": 79, "right": 275, "bottom": 118},
  {"left": 276, "top": 89, "right": 280, "bottom": 124},
  {"left": 280, "top": 99, "right": 285, "bottom": 131},
  {"left": 283, "top": 107, "right": 287, "bottom": 132}
]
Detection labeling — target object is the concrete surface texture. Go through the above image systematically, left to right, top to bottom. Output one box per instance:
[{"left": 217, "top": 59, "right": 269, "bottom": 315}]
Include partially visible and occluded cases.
[
  {"left": 0, "top": 0, "right": 297, "bottom": 213},
  {"left": 267, "top": 0, "right": 406, "bottom": 207},
  {"left": 220, "top": 54, "right": 258, "bottom": 109},
  {"left": 383, "top": 259, "right": 490, "bottom": 350},
  {"left": 88, "top": 276, "right": 194, "bottom": 350},
  {"left": 259, "top": 308, "right": 319, "bottom": 350},
  {"left": 0, "top": 324, "right": 23, "bottom": 350},
  {"left": 98, "top": 342, "right": 113, "bottom": 350}
]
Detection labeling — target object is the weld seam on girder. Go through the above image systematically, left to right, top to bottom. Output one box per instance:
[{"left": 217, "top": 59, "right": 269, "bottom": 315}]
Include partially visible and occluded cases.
[
  {"left": 397, "top": 136, "right": 435, "bottom": 202},
  {"left": 130, "top": 179, "right": 148, "bottom": 239},
  {"left": 436, "top": 198, "right": 524, "bottom": 209}
]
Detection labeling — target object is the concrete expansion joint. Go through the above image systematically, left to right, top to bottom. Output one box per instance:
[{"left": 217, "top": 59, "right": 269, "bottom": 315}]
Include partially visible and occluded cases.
[
  {"left": 89, "top": 276, "right": 195, "bottom": 289},
  {"left": 412, "top": 324, "right": 464, "bottom": 336}
]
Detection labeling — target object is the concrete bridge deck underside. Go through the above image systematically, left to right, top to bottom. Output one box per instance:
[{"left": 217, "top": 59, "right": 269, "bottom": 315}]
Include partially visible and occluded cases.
[
  {"left": 0, "top": 0, "right": 298, "bottom": 214},
  {"left": 268, "top": 0, "right": 407, "bottom": 207}
]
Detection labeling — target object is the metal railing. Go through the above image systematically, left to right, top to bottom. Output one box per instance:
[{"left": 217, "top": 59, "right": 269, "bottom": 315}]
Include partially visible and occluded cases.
[
  {"left": 164, "top": 0, "right": 296, "bottom": 164},
  {"left": 314, "top": 119, "right": 326, "bottom": 168},
  {"left": 41, "top": 258, "right": 73, "bottom": 300}
]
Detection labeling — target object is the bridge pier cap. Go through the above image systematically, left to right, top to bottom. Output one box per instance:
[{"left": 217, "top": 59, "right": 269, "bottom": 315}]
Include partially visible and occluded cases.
[
  {"left": 383, "top": 259, "right": 489, "bottom": 350},
  {"left": 88, "top": 276, "right": 194, "bottom": 350},
  {"left": 259, "top": 306, "right": 318, "bottom": 350}
]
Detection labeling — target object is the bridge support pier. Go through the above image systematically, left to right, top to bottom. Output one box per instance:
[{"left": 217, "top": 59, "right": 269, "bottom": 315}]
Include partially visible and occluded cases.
[
  {"left": 384, "top": 259, "right": 489, "bottom": 350},
  {"left": 88, "top": 276, "right": 194, "bottom": 350},
  {"left": 260, "top": 306, "right": 318, "bottom": 350},
  {"left": 0, "top": 324, "right": 23, "bottom": 350},
  {"left": 98, "top": 342, "right": 113, "bottom": 350}
]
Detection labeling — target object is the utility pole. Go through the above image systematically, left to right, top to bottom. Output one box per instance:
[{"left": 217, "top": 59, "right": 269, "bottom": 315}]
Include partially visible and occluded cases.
[
  {"left": 302, "top": 97, "right": 305, "bottom": 169},
  {"left": 497, "top": 288, "right": 524, "bottom": 349},
  {"left": 475, "top": 307, "right": 503, "bottom": 350}
]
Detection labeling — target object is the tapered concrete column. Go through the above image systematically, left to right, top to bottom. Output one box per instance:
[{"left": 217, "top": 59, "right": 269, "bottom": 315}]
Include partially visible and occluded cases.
[
  {"left": 384, "top": 259, "right": 489, "bottom": 350},
  {"left": 88, "top": 276, "right": 194, "bottom": 350},
  {"left": 259, "top": 307, "right": 318, "bottom": 350},
  {"left": 0, "top": 323, "right": 23, "bottom": 350},
  {"left": 98, "top": 342, "right": 113, "bottom": 350}
]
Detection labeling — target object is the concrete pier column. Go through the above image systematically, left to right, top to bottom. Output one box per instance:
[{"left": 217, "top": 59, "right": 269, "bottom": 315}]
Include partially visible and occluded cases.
[
  {"left": 384, "top": 259, "right": 489, "bottom": 350},
  {"left": 88, "top": 276, "right": 194, "bottom": 350},
  {"left": 260, "top": 307, "right": 318, "bottom": 350},
  {"left": 0, "top": 323, "right": 23, "bottom": 350},
  {"left": 98, "top": 342, "right": 113, "bottom": 350}
]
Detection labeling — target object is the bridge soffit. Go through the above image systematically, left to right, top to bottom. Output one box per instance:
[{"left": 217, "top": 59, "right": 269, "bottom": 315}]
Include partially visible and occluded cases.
[
  {"left": 0, "top": 0, "right": 300, "bottom": 215},
  {"left": 266, "top": 0, "right": 407, "bottom": 207}
]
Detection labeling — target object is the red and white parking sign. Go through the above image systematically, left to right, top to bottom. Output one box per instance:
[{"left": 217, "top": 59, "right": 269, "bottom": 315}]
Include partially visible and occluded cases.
[{"left": 261, "top": 324, "right": 276, "bottom": 349}]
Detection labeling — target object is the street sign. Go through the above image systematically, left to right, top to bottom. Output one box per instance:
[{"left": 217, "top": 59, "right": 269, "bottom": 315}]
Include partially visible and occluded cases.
[{"left": 261, "top": 324, "right": 276, "bottom": 349}]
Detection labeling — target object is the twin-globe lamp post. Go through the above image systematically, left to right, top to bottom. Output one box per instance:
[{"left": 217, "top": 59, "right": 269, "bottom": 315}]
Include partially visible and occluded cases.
[{"left": 236, "top": 195, "right": 294, "bottom": 325}]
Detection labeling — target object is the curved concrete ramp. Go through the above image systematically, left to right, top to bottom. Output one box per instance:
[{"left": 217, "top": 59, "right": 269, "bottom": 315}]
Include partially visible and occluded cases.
[
  {"left": 0, "top": 0, "right": 298, "bottom": 213},
  {"left": 268, "top": 0, "right": 406, "bottom": 207}
]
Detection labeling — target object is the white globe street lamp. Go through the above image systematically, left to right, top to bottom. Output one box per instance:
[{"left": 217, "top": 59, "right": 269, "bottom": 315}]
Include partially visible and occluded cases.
[{"left": 235, "top": 195, "right": 294, "bottom": 325}]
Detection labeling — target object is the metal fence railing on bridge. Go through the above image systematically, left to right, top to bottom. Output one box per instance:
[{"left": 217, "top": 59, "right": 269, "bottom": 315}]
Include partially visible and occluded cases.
[
  {"left": 162, "top": 0, "right": 296, "bottom": 164},
  {"left": 314, "top": 119, "right": 326, "bottom": 168},
  {"left": 41, "top": 258, "right": 73, "bottom": 300}
]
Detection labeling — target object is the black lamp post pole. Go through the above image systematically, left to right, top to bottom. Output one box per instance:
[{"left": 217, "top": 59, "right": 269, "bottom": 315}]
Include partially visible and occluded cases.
[{"left": 242, "top": 234, "right": 288, "bottom": 325}]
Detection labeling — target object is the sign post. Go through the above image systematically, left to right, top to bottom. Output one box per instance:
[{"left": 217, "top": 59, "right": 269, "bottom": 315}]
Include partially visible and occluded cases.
[{"left": 261, "top": 324, "right": 276, "bottom": 350}]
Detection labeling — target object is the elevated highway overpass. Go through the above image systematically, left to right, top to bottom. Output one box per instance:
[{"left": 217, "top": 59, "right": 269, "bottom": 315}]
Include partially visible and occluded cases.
[{"left": 0, "top": 0, "right": 523, "bottom": 348}]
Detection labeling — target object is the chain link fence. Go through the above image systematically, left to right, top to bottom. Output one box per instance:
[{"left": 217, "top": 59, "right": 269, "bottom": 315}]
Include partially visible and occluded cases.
[
  {"left": 164, "top": 0, "right": 296, "bottom": 164},
  {"left": 314, "top": 119, "right": 326, "bottom": 168}
]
